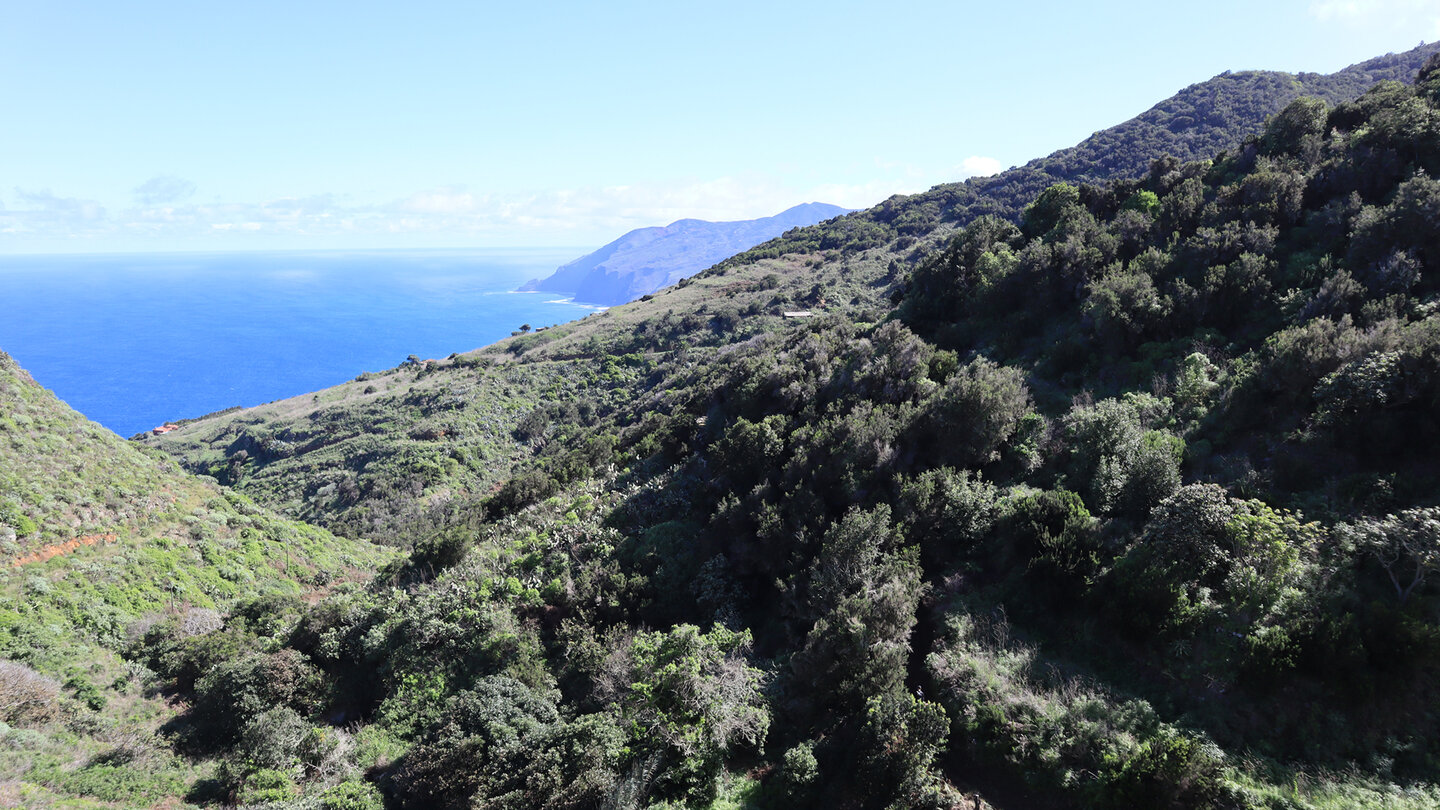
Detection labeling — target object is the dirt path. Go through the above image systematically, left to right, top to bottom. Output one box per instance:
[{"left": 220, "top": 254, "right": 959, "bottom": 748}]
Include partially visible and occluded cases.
[{"left": 9, "top": 533, "right": 118, "bottom": 567}]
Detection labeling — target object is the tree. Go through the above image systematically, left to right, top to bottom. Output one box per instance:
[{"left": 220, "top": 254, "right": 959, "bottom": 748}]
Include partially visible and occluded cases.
[
  {"left": 1419, "top": 51, "right": 1440, "bottom": 105},
  {"left": 1260, "top": 96, "right": 1328, "bottom": 157},
  {"left": 1023, "top": 182, "right": 1083, "bottom": 238},
  {"left": 1121, "top": 189, "right": 1161, "bottom": 216},
  {"left": 1082, "top": 263, "right": 1170, "bottom": 351},
  {"left": 1173, "top": 352, "right": 1220, "bottom": 418},
  {"left": 914, "top": 355, "right": 1032, "bottom": 470},
  {"left": 1063, "top": 397, "right": 1181, "bottom": 517},
  {"left": 898, "top": 467, "right": 999, "bottom": 568},
  {"left": 1140, "top": 483, "right": 1237, "bottom": 581},
  {"left": 1004, "top": 488, "right": 1100, "bottom": 587},
  {"left": 793, "top": 507, "right": 926, "bottom": 714},
  {"left": 1340, "top": 507, "right": 1440, "bottom": 604},
  {"left": 610, "top": 624, "right": 769, "bottom": 804},
  {"left": 193, "top": 649, "right": 323, "bottom": 743},
  {"left": 390, "top": 676, "right": 560, "bottom": 808},
  {"left": 857, "top": 693, "right": 956, "bottom": 806}
]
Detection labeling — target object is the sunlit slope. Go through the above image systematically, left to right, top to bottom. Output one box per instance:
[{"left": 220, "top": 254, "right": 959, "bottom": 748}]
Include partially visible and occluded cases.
[
  {"left": 474, "top": 42, "right": 1440, "bottom": 365},
  {"left": 117, "top": 49, "right": 1440, "bottom": 809},
  {"left": 0, "top": 346, "right": 387, "bottom": 670},
  {"left": 0, "top": 349, "right": 391, "bottom": 807},
  {"left": 143, "top": 352, "right": 646, "bottom": 544}
]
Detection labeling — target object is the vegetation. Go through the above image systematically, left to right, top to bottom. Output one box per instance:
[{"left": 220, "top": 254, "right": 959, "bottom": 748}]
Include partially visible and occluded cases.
[
  {"left": 7, "top": 43, "right": 1440, "bottom": 809},
  {"left": 725, "top": 43, "right": 1440, "bottom": 262},
  {"left": 0, "top": 349, "right": 388, "bottom": 807},
  {"left": 146, "top": 352, "right": 645, "bottom": 545}
]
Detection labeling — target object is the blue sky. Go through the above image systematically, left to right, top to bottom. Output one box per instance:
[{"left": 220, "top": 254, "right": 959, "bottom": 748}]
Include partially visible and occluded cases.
[{"left": 2, "top": 0, "right": 1436, "bottom": 253}]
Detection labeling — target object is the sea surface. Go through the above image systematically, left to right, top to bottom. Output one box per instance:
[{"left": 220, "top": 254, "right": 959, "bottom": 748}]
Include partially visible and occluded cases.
[{"left": 0, "top": 248, "right": 596, "bottom": 437}]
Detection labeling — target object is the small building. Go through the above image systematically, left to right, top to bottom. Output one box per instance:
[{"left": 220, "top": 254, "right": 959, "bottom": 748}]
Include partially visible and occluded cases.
[{"left": 782, "top": 310, "right": 814, "bottom": 318}]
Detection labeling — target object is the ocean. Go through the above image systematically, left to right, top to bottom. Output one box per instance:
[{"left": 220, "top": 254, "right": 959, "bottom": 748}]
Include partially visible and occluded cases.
[{"left": 0, "top": 248, "right": 597, "bottom": 438}]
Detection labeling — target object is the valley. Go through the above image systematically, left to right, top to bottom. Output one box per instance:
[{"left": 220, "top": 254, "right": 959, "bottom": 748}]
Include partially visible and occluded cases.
[{"left": 3, "top": 42, "right": 1440, "bottom": 810}]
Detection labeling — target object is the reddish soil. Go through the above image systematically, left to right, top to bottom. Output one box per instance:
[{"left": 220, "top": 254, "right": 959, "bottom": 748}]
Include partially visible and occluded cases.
[{"left": 10, "top": 533, "right": 118, "bottom": 567}]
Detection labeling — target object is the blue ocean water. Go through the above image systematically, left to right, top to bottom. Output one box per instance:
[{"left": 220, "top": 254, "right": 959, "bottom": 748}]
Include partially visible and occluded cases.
[{"left": 0, "top": 248, "right": 596, "bottom": 437}]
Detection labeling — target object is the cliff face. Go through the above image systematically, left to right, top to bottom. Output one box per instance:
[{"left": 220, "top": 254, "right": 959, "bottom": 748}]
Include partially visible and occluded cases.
[{"left": 520, "top": 201, "right": 850, "bottom": 305}]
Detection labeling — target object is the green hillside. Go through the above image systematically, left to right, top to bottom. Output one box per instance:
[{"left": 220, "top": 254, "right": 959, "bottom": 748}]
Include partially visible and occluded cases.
[
  {"left": 737, "top": 42, "right": 1440, "bottom": 261},
  {"left": 146, "top": 43, "right": 1440, "bottom": 547},
  {"left": 121, "top": 51, "right": 1440, "bottom": 809},
  {"left": 0, "top": 349, "right": 390, "bottom": 808},
  {"left": 144, "top": 349, "right": 644, "bottom": 546}
]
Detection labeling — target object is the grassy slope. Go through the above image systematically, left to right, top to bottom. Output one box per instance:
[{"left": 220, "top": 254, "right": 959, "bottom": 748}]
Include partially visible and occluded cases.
[
  {"left": 0, "top": 349, "right": 392, "bottom": 807},
  {"left": 142, "top": 351, "right": 656, "bottom": 545}
]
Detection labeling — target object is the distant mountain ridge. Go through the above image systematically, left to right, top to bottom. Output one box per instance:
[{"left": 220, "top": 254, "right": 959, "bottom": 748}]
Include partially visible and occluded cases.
[{"left": 520, "top": 201, "right": 850, "bottom": 305}]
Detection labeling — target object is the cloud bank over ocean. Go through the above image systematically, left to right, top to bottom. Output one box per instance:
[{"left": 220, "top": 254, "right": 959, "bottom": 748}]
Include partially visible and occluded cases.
[{"left": 2, "top": 166, "right": 997, "bottom": 252}]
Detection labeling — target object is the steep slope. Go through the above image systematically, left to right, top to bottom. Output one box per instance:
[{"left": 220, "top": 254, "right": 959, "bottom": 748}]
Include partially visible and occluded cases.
[
  {"left": 489, "top": 42, "right": 1440, "bottom": 364},
  {"left": 738, "top": 42, "right": 1440, "bottom": 260},
  {"left": 146, "top": 44, "right": 1440, "bottom": 547},
  {"left": 135, "top": 52, "right": 1440, "bottom": 809},
  {"left": 520, "top": 201, "right": 850, "bottom": 305},
  {"left": 0, "top": 349, "right": 390, "bottom": 807},
  {"left": 142, "top": 351, "right": 645, "bottom": 545}
]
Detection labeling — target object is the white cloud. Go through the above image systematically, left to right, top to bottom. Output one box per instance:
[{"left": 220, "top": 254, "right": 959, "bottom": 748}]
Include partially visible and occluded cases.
[
  {"left": 959, "top": 156, "right": 1003, "bottom": 178},
  {"left": 3, "top": 167, "right": 987, "bottom": 250},
  {"left": 133, "top": 175, "right": 196, "bottom": 205},
  {"left": 379, "top": 176, "right": 895, "bottom": 238},
  {"left": 399, "top": 187, "right": 482, "bottom": 214},
  {"left": 13, "top": 188, "right": 107, "bottom": 221},
  {"left": 3, "top": 189, "right": 109, "bottom": 240}
]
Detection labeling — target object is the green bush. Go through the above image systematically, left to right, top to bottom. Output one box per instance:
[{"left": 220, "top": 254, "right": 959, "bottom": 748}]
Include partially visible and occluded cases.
[
  {"left": 914, "top": 356, "right": 1033, "bottom": 470},
  {"left": 1063, "top": 397, "right": 1181, "bottom": 517},
  {"left": 898, "top": 467, "right": 999, "bottom": 568},
  {"left": 1002, "top": 489, "right": 1100, "bottom": 590},
  {"left": 621, "top": 624, "right": 770, "bottom": 803},
  {"left": 63, "top": 669, "right": 106, "bottom": 711},
  {"left": 390, "top": 675, "right": 560, "bottom": 808},
  {"left": 236, "top": 705, "right": 309, "bottom": 773},
  {"left": 1099, "top": 731, "right": 1232, "bottom": 810},
  {"left": 777, "top": 741, "right": 820, "bottom": 804},
  {"left": 28, "top": 762, "right": 187, "bottom": 804},
  {"left": 238, "top": 767, "right": 300, "bottom": 805},
  {"left": 319, "top": 780, "right": 385, "bottom": 810}
]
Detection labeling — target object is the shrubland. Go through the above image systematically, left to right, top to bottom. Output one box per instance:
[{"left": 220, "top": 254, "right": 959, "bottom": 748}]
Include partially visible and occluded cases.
[
  {"left": 19, "top": 43, "right": 1440, "bottom": 809},
  {"left": 0, "top": 350, "right": 388, "bottom": 807}
]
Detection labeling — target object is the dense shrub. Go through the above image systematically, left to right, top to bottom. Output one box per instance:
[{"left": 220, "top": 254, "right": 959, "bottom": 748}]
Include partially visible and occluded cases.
[
  {"left": 913, "top": 356, "right": 1033, "bottom": 470},
  {"left": 1063, "top": 398, "right": 1182, "bottom": 517},
  {"left": 897, "top": 467, "right": 1000, "bottom": 568},
  {"left": 793, "top": 507, "right": 926, "bottom": 715},
  {"left": 192, "top": 649, "right": 323, "bottom": 742},
  {"left": 390, "top": 675, "right": 561, "bottom": 808}
]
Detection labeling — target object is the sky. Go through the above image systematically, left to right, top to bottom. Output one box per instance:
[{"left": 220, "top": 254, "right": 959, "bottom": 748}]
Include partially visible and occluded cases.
[{"left": 2, "top": 0, "right": 1437, "bottom": 253}]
